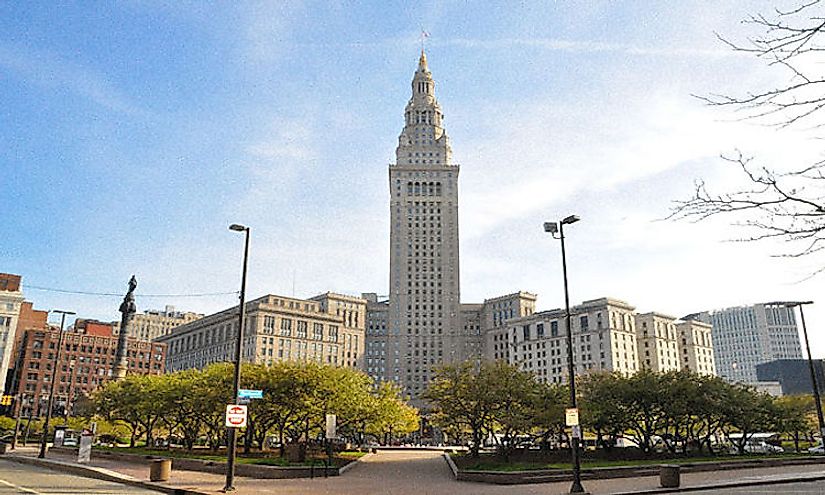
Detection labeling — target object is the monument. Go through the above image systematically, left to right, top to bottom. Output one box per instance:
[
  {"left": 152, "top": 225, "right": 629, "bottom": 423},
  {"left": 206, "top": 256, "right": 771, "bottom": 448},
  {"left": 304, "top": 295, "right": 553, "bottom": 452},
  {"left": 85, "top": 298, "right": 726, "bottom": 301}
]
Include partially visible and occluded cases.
[{"left": 113, "top": 275, "right": 137, "bottom": 380}]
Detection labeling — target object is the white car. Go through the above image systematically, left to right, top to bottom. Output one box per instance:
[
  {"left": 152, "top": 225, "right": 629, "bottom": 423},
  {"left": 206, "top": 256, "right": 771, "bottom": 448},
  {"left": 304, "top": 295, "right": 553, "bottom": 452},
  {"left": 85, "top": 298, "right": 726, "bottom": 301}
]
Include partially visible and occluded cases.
[
  {"left": 743, "top": 442, "right": 784, "bottom": 454},
  {"left": 808, "top": 443, "right": 824, "bottom": 454}
]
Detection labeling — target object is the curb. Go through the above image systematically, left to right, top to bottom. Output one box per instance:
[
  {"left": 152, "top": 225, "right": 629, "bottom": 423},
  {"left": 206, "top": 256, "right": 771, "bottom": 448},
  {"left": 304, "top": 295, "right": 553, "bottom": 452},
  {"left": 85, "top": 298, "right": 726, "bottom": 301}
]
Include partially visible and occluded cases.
[
  {"left": 339, "top": 451, "right": 374, "bottom": 474},
  {"left": 442, "top": 452, "right": 459, "bottom": 477},
  {"left": 2, "top": 454, "right": 209, "bottom": 495},
  {"left": 611, "top": 472, "right": 825, "bottom": 494}
]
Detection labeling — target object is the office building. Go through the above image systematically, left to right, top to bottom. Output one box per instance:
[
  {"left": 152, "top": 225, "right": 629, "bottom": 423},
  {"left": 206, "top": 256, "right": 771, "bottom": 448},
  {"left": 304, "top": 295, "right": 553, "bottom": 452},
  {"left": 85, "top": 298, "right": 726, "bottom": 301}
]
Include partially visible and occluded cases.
[
  {"left": 158, "top": 293, "right": 366, "bottom": 372},
  {"left": 691, "top": 303, "right": 802, "bottom": 384},
  {"left": 113, "top": 306, "right": 203, "bottom": 341},
  {"left": 10, "top": 325, "right": 166, "bottom": 417},
  {"left": 756, "top": 359, "right": 825, "bottom": 396}
]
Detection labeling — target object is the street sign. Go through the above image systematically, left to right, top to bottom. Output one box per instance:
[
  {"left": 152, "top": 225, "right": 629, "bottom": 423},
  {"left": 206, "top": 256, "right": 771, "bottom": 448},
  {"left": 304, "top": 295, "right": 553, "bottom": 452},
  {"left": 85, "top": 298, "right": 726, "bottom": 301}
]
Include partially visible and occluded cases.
[
  {"left": 238, "top": 389, "right": 263, "bottom": 399},
  {"left": 0, "top": 395, "right": 11, "bottom": 406},
  {"left": 225, "top": 404, "right": 248, "bottom": 428},
  {"left": 565, "top": 408, "right": 579, "bottom": 427},
  {"left": 325, "top": 414, "right": 337, "bottom": 439},
  {"left": 571, "top": 425, "right": 582, "bottom": 439}
]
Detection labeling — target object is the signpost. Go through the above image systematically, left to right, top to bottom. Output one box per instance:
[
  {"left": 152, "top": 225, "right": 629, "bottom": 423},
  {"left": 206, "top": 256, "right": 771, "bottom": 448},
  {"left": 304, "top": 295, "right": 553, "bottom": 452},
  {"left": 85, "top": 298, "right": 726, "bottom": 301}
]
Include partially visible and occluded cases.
[
  {"left": 238, "top": 389, "right": 263, "bottom": 400},
  {"left": 225, "top": 405, "right": 248, "bottom": 429},
  {"left": 325, "top": 414, "right": 337, "bottom": 439}
]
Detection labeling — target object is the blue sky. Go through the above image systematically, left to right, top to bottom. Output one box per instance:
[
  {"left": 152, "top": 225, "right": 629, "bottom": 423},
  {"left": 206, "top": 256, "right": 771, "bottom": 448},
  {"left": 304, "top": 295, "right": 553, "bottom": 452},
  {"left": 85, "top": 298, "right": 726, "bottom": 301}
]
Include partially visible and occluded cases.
[{"left": 3, "top": 1, "right": 824, "bottom": 354}]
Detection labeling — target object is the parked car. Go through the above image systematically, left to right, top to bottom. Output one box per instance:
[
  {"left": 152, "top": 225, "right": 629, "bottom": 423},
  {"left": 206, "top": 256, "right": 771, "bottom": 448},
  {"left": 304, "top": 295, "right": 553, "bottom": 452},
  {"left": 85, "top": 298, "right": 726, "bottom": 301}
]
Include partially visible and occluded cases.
[
  {"left": 743, "top": 441, "right": 784, "bottom": 454},
  {"left": 808, "top": 443, "right": 824, "bottom": 454}
]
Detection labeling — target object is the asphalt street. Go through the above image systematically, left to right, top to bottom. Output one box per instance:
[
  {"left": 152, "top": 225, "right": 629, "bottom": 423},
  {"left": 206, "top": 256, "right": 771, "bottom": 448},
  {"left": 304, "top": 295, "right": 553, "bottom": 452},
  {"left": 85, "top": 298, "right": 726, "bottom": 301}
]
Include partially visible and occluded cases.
[
  {"left": 0, "top": 459, "right": 158, "bottom": 494},
  {"left": 689, "top": 481, "right": 825, "bottom": 494}
]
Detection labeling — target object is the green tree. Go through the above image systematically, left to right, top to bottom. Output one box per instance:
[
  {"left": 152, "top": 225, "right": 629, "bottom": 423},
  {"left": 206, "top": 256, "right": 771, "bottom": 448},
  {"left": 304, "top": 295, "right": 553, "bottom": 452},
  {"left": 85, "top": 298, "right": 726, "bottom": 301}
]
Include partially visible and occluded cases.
[
  {"left": 424, "top": 362, "right": 496, "bottom": 457},
  {"left": 580, "top": 372, "right": 631, "bottom": 451}
]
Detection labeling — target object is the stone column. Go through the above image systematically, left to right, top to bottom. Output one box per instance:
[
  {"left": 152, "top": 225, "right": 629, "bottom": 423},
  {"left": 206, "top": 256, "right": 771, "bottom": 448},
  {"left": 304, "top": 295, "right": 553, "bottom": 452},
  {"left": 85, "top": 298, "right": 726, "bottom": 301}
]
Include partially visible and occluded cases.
[{"left": 113, "top": 276, "right": 137, "bottom": 380}]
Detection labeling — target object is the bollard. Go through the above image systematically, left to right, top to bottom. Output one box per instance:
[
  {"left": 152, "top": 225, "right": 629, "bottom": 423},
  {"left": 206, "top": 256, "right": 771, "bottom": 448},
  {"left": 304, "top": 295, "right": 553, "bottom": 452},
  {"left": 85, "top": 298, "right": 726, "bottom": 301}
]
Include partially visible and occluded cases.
[
  {"left": 149, "top": 458, "right": 172, "bottom": 482},
  {"left": 660, "top": 464, "right": 680, "bottom": 488}
]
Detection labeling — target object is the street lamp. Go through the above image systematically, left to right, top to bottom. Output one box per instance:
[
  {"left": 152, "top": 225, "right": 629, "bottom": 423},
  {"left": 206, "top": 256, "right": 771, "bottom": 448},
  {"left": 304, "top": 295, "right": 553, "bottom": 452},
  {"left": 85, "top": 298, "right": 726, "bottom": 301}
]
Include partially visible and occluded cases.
[
  {"left": 544, "top": 215, "right": 587, "bottom": 494},
  {"left": 224, "top": 223, "right": 250, "bottom": 492},
  {"left": 766, "top": 301, "right": 823, "bottom": 441},
  {"left": 39, "top": 309, "right": 75, "bottom": 458}
]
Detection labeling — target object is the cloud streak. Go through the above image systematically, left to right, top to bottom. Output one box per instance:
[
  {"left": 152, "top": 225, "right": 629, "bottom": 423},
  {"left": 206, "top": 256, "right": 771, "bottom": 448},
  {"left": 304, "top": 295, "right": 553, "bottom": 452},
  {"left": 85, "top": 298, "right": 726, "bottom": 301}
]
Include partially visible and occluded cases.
[{"left": 0, "top": 43, "right": 149, "bottom": 117}]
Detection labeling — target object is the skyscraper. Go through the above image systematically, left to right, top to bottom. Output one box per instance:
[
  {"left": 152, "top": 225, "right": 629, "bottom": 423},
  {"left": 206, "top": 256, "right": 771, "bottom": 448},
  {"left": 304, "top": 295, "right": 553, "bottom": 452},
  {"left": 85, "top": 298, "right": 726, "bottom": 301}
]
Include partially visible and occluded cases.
[
  {"left": 387, "top": 52, "right": 461, "bottom": 398},
  {"left": 691, "top": 303, "right": 802, "bottom": 384}
]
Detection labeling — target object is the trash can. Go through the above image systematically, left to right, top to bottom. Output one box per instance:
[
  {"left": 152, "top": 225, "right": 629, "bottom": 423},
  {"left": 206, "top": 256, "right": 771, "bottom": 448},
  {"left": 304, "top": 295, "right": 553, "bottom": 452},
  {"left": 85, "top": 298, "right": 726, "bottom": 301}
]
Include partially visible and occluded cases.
[
  {"left": 0, "top": 442, "right": 7, "bottom": 454},
  {"left": 149, "top": 458, "right": 172, "bottom": 482},
  {"left": 660, "top": 464, "right": 680, "bottom": 488}
]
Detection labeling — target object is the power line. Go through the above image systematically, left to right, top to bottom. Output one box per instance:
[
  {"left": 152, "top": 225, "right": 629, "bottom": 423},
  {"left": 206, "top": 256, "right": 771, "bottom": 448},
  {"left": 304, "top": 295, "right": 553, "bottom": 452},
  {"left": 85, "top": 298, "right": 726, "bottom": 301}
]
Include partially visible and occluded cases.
[{"left": 23, "top": 284, "right": 238, "bottom": 298}]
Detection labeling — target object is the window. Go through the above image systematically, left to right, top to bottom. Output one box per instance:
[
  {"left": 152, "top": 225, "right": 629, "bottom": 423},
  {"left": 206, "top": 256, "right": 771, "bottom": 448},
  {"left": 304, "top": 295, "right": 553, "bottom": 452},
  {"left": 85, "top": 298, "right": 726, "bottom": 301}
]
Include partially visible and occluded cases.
[
  {"left": 580, "top": 315, "right": 589, "bottom": 331},
  {"left": 264, "top": 316, "right": 275, "bottom": 332},
  {"left": 280, "top": 318, "right": 292, "bottom": 337},
  {"left": 297, "top": 321, "right": 308, "bottom": 339},
  {"left": 550, "top": 321, "right": 559, "bottom": 337},
  {"left": 313, "top": 323, "right": 323, "bottom": 341},
  {"left": 536, "top": 323, "right": 545, "bottom": 338},
  {"left": 329, "top": 326, "right": 339, "bottom": 343}
]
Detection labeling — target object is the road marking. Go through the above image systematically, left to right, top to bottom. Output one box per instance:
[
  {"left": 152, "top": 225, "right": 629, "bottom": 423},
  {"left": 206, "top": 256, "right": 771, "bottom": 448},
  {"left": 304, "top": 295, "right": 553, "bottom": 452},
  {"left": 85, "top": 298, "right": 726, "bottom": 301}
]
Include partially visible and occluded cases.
[{"left": 0, "top": 477, "right": 42, "bottom": 494}]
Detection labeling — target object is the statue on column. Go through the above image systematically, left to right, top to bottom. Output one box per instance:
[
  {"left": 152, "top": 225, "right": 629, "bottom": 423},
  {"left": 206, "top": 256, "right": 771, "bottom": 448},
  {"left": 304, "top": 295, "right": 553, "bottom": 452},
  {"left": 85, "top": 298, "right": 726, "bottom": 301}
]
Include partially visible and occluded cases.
[{"left": 113, "top": 276, "right": 137, "bottom": 380}]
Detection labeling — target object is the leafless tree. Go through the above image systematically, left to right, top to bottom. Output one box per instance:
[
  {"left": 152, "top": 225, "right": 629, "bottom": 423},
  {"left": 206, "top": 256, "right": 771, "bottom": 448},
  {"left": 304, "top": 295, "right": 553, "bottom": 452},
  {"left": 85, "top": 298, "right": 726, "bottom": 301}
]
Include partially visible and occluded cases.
[{"left": 671, "top": 1, "right": 825, "bottom": 273}]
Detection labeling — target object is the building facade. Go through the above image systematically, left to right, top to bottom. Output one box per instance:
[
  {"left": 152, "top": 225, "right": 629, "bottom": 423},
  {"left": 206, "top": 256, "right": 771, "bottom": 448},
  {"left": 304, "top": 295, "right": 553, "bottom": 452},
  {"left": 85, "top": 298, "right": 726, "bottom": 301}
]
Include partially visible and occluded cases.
[
  {"left": 386, "top": 52, "right": 462, "bottom": 399},
  {"left": 0, "top": 274, "right": 25, "bottom": 394},
  {"left": 158, "top": 293, "right": 366, "bottom": 372},
  {"left": 500, "top": 298, "right": 640, "bottom": 383},
  {"left": 692, "top": 303, "right": 802, "bottom": 384},
  {"left": 113, "top": 306, "right": 203, "bottom": 341},
  {"left": 635, "top": 312, "right": 681, "bottom": 373},
  {"left": 676, "top": 319, "right": 715, "bottom": 376},
  {"left": 10, "top": 326, "right": 166, "bottom": 417}
]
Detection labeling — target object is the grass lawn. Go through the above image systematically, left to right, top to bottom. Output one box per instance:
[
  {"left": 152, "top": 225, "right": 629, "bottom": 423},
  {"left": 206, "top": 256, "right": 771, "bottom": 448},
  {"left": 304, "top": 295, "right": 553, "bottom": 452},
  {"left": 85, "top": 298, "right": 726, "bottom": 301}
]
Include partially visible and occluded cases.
[
  {"left": 94, "top": 445, "right": 366, "bottom": 467},
  {"left": 454, "top": 452, "right": 817, "bottom": 472}
]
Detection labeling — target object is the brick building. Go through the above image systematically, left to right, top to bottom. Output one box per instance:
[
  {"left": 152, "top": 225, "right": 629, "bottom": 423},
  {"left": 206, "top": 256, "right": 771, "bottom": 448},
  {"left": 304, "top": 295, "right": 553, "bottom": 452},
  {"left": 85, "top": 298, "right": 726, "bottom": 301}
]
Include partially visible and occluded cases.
[{"left": 9, "top": 326, "right": 166, "bottom": 417}]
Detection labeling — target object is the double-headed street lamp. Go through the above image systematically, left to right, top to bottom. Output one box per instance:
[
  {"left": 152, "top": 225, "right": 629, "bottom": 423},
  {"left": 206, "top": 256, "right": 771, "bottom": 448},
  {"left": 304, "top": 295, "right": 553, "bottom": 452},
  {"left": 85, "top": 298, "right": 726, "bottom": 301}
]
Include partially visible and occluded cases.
[
  {"left": 544, "top": 215, "right": 587, "bottom": 494},
  {"left": 224, "top": 223, "right": 250, "bottom": 492},
  {"left": 766, "top": 301, "right": 823, "bottom": 441},
  {"left": 39, "top": 309, "right": 75, "bottom": 459}
]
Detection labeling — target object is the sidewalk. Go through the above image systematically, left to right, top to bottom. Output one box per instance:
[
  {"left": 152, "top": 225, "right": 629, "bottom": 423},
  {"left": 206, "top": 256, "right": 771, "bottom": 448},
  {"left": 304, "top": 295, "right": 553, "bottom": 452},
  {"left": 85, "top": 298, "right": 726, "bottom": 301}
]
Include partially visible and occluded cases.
[{"left": 4, "top": 445, "right": 825, "bottom": 495}]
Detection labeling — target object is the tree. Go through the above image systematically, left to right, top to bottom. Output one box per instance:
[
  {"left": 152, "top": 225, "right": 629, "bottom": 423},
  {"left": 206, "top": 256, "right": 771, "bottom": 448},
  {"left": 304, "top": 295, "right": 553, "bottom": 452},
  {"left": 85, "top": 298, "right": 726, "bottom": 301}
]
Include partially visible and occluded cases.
[
  {"left": 671, "top": 2, "right": 825, "bottom": 271},
  {"left": 481, "top": 361, "right": 541, "bottom": 461},
  {"left": 424, "top": 362, "right": 497, "bottom": 457},
  {"left": 579, "top": 372, "right": 629, "bottom": 451},
  {"left": 720, "top": 385, "right": 779, "bottom": 454},
  {"left": 775, "top": 394, "right": 818, "bottom": 452}
]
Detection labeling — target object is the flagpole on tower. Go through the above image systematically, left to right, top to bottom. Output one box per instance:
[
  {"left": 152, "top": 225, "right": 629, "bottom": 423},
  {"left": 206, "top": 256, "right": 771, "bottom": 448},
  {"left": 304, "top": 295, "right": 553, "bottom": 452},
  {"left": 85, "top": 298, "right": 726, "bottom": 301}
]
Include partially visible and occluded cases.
[{"left": 420, "top": 29, "right": 430, "bottom": 53}]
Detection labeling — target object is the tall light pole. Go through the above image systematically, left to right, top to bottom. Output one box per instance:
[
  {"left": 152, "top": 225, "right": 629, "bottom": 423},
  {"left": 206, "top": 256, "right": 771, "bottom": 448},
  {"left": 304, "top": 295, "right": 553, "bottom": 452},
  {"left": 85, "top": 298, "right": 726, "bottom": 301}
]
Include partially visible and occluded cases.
[
  {"left": 544, "top": 215, "right": 586, "bottom": 494},
  {"left": 224, "top": 223, "right": 250, "bottom": 492},
  {"left": 767, "top": 301, "right": 822, "bottom": 441},
  {"left": 39, "top": 309, "right": 75, "bottom": 459}
]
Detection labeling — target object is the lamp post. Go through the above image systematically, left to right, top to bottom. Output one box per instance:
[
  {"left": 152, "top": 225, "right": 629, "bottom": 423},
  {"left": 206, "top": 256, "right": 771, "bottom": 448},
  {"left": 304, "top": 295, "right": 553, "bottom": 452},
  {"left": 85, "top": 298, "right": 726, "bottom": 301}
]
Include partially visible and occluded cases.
[
  {"left": 544, "top": 215, "right": 586, "bottom": 494},
  {"left": 224, "top": 223, "right": 250, "bottom": 492},
  {"left": 767, "top": 301, "right": 823, "bottom": 441},
  {"left": 39, "top": 309, "right": 75, "bottom": 458}
]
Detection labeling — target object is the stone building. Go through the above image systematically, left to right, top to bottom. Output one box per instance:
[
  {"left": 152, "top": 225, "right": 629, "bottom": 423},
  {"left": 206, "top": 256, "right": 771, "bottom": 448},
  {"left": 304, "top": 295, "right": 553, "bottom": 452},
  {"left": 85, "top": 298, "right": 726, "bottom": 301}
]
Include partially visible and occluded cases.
[
  {"left": 0, "top": 274, "right": 25, "bottom": 394},
  {"left": 158, "top": 293, "right": 365, "bottom": 372},
  {"left": 113, "top": 306, "right": 203, "bottom": 341},
  {"left": 635, "top": 312, "right": 681, "bottom": 373},
  {"left": 676, "top": 319, "right": 715, "bottom": 376}
]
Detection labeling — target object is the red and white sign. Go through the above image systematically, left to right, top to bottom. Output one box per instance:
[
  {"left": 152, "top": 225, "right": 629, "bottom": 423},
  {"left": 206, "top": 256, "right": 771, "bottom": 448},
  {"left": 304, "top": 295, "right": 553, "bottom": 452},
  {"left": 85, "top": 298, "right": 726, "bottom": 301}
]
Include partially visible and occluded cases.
[{"left": 225, "top": 404, "right": 248, "bottom": 428}]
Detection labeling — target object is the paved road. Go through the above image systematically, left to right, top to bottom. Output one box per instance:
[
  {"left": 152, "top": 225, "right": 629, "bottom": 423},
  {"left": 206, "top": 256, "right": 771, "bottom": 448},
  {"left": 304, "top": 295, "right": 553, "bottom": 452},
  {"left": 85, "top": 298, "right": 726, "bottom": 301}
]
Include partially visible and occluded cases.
[
  {"left": 0, "top": 459, "right": 158, "bottom": 494},
  {"left": 690, "top": 480, "right": 825, "bottom": 494}
]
